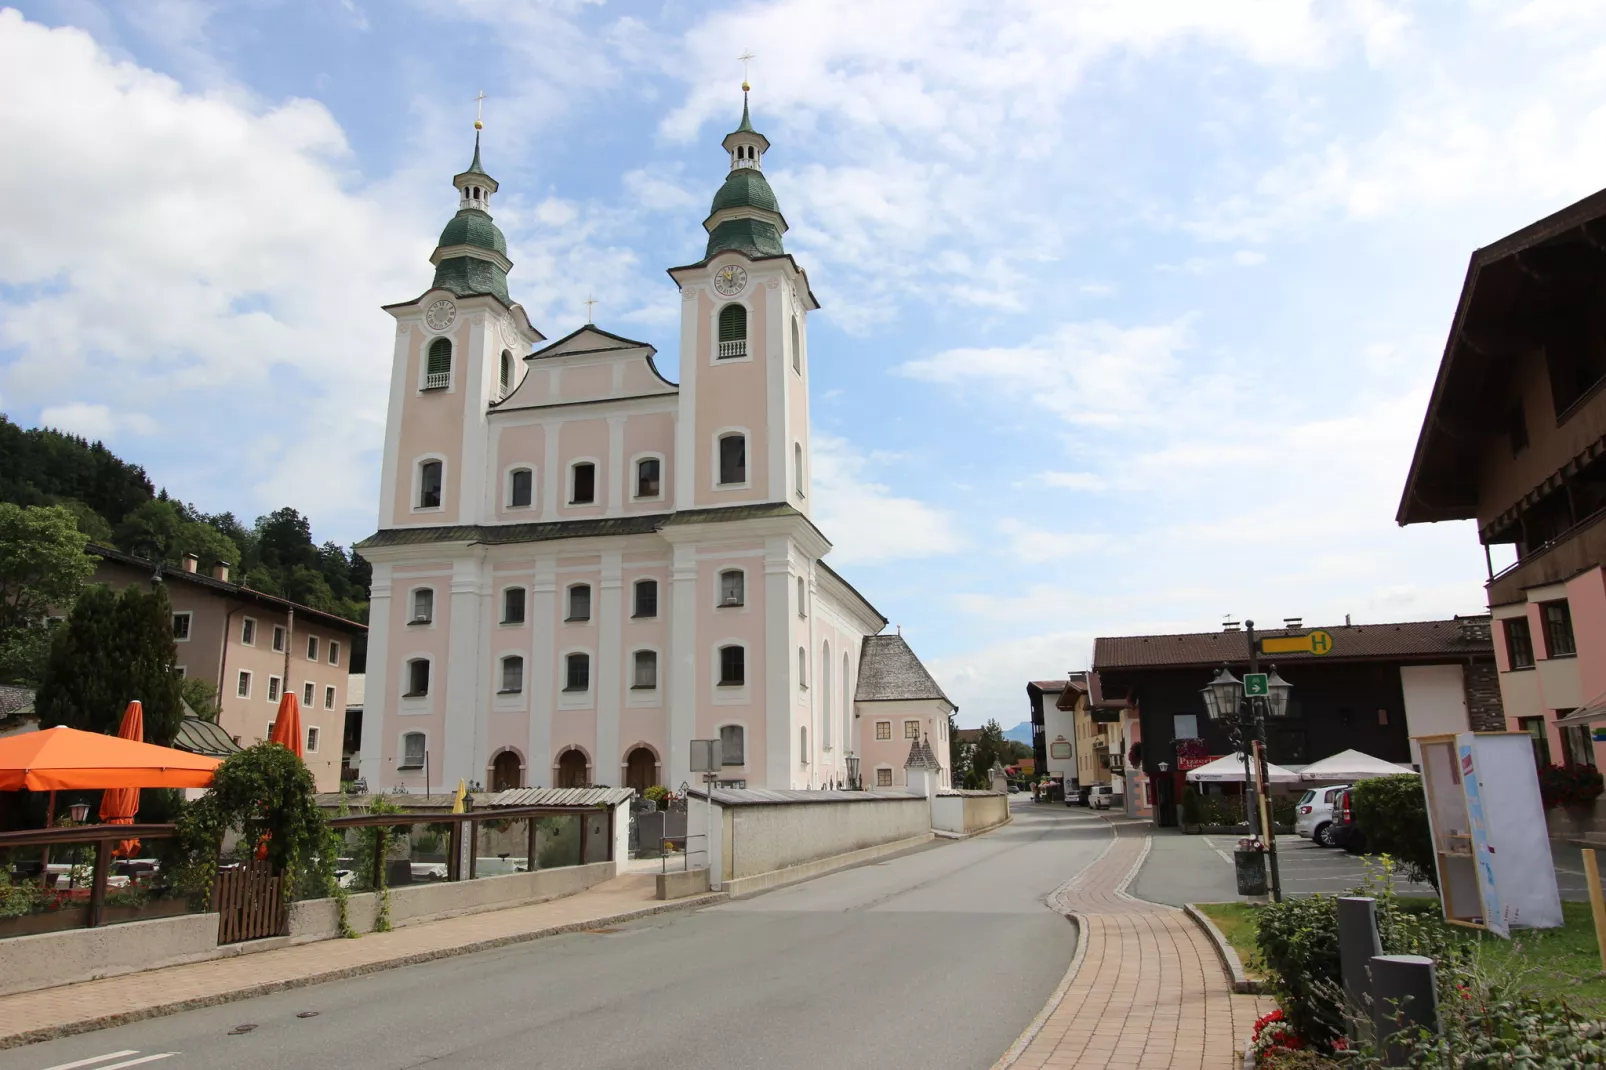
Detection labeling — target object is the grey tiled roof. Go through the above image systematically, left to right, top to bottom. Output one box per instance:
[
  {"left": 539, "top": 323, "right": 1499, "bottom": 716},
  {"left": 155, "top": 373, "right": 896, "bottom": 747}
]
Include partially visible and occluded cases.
[
  {"left": 1093, "top": 617, "right": 1495, "bottom": 671},
  {"left": 856, "top": 634, "right": 953, "bottom": 705},
  {"left": 479, "top": 787, "right": 635, "bottom": 808}
]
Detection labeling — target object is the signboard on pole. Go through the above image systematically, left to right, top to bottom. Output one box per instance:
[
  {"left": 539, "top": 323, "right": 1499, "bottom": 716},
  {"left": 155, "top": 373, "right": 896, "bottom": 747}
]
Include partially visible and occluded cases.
[
  {"left": 1260, "top": 629, "right": 1335, "bottom": 656},
  {"left": 1244, "top": 673, "right": 1269, "bottom": 697},
  {"left": 690, "top": 739, "right": 722, "bottom": 773}
]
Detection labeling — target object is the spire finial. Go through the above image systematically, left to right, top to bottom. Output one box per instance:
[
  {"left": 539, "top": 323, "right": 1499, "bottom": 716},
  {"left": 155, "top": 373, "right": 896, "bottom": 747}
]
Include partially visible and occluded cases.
[
  {"left": 738, "top": 50, "right": 754, "bottom": 93},
  {"left": 474, "top": 89, "right": 487, "bottom": 131},
  {"left": 585, "top": 294, "right": 597, "bottom": 324}
]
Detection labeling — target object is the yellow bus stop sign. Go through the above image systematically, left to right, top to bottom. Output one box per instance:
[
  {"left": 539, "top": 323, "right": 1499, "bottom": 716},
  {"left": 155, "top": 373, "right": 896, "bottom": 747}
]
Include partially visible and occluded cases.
[{"left": 1260, "top": 629, "right": 1335, "bottom": 656}]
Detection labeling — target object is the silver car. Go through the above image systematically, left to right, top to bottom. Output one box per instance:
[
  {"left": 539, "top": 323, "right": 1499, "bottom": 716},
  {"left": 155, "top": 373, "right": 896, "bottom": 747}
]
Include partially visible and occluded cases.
[{"left": 1294, "top": 784, "right": 1349, "bottom": 847}]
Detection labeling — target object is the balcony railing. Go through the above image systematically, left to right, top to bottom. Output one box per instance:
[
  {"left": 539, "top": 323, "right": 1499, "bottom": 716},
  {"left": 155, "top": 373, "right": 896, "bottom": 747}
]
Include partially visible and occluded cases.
[
  {"left": 717, "top": 340, "right": 747, "bottom": 360},
  {"left": 423, "top": 371, "right": 450, "bottom": 390},
  {"left": 1488, "top": 504, "right": 1606, "bottom": 605}
]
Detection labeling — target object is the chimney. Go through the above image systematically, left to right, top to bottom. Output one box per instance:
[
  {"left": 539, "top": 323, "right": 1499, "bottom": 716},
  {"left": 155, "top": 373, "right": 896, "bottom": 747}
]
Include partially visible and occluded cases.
[
  {"left": 181, "top": 553, "right": 198, "bottom": 573},
  {"left": 212, "top": 562, "right": 231, "bottom": 583},
  {"left": 1283, "top": 617, "right": 1302, "bottom": 629},
  {"left": 1222, "top": 620, "right": 1241, "bottom": 632}
]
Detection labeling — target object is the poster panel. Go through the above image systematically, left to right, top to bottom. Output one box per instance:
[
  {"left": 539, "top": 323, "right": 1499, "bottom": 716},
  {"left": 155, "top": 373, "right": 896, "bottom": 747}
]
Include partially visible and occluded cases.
[{"left": 1457, "top": 735, "right": 1506, "bottom": 938}]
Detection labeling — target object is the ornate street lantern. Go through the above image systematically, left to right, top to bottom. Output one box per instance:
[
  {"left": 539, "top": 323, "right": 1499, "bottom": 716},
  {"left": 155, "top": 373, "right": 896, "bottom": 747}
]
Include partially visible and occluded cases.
[
  {"left": 1201, "top": 665, "right": 1244, "bottom": 721},
  {"left": 1264, "top": 666, "right": 1293, "bottom": 718}
]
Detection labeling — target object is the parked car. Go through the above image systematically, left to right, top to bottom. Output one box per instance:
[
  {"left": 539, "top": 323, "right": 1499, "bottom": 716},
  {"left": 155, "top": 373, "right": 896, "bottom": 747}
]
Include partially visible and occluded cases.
[
  {"left": 1294, "top": 784, "right": 1350, "bottom": 847},
  {"left": 1089, "top": 785, "right": 1115, "bottom": 810},
  {"left": 1328, "top": 786, "right": 1368, "bottom": 854}
]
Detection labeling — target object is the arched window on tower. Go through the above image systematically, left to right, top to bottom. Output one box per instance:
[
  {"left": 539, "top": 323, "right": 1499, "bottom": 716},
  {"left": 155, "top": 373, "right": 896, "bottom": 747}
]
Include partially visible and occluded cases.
[
  {"left": 718, "top": 304, "right": 748, "bottom": 359},
  {"left": 791, "top": 317, "right": 801, "bottom": 373},
  {"left": 425, "top": 338, "right": 452, "bottom": 390},
  {"left": 499, "top": 350, "right": 513, "bottom": 395},
  {"left": 719, "top": 433, "right": 747, "bottom": 486},
  {"left": 794, "top": 442, "right": 805, "bottom": 498}
]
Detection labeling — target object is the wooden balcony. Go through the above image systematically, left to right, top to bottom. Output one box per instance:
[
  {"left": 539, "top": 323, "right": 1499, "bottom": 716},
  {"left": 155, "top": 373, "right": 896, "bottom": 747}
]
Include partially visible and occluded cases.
[{"left": 1488, "top": 505, "right": 1606, "bottom": 604}]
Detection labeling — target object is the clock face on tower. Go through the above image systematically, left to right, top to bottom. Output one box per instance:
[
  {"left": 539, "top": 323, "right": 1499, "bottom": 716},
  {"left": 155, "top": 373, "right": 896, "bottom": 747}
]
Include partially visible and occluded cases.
[
  {"left": 713, "top": 265, "right": 748, "bottom": 297},
  {"left": 424, "top": 299, "right": 457, "bottom": 332}
]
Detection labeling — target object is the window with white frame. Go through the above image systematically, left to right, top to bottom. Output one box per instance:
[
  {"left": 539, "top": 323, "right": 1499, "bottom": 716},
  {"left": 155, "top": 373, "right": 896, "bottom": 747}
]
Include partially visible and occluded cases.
[
  {"left": 717, "top": 304, "right": 748, "bottom": 359},
  {"left": 791, "top": 317, "right": 801, "bottom": 373},
  {"left": 424, "top": 338, "right": 451, "bottom": 390},
  {"left": 499, "top": 350, "right": 513, "bottom": 395},
  {"left": 718, "top": 434, "right": 747, "bottom": 485},
  {"left": 794, "top": 442, "right": 805, "bottom": 498},
  {"left": 635, "top": 457, "right": 661, "bottom": 498},
  {"left": 418, "top": 460, "right": 443, "bottom": 509},
  {"left": 570, "top": 462, "right": 597, "bottom": 504},
  {"left": 508, "top": 468, "right": 533, "bottom": 508},
  {"left": 718, "top": 569, "right": 744, "bottom": 607},
  {"left": 797, "top": 576, "right": 806, "bottom": 617},
  {"left": 633, "top": 579, "right": 658, "bottom": 618},
  {"left": 567, "top": 584, "right": 592, "bottom": 621},
  {"left": 503, "top": 586, "right": 526, "bottom": 624},
  {"left": 411, "top": 588, "right": 434, "bottom": 624},
  {"left": 172, "top": 612, "right": 192, "bottom": 641},
  {"left": 241, "top": 617, "right": 256, "bottom": 645},
  {"left": 272, "top": 625, "right": 286, "bottom": 652},
  {"left": 306, "top": 635, "right": 319, "bottom": 661},
  {"left": 328, "top": 640, "right": 340, "bottom": 666},
  {"left": 719, "top": 645, "right": 745, "bottom": 686},
  {"left": 798, "top": 647, "right": 807, "bottom": 689},
  {"left": 632, "top": 650, "right": 657, "bottom": 690},
  {"left": 564, "top": 652, "right": 590, "bottom": 692},
  {"left": 500, "top": 656, "right": 524, "bottom": 694},
  {"left": 405, "top": 659, "right": 430, "bottom": 697},
  {"left": 174, "top": 666, "right": 186, "bottom": 678},
  {"left": 237, "top": 670, "right": 252, "bottom": 698},
  {"left": 267, "top": 676, "right": 282, "bottom": 702},
  {"left": 302, "top": 682, "right": 315, "bottom": 707},
  {"left": 324, "top": 685, "right": 336, "bottom": 709},
  {"left": 876, "top": 720, "right": 891, "bottom": 740},
  {"left": 904, "top": 720, "right": 920, "bottom": 740},
  {"left": 719, "top": 724, "right": 745, "bottom": 765},
  {"left": 306, "top": 726, "right": 320, "bottom": 753},
  {"left": 800, "top": 726, "right": 808, "bottom": 765},
  {"left": 400, "top": 732, "right": 426, "bottom": 769},
  {"left": 876, "top": 767, "right": 893, "bottom": 788}
]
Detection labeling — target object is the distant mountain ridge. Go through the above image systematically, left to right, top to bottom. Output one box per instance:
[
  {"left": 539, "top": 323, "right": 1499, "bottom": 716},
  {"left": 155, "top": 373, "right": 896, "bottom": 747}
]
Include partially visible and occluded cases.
[{"left": 1004, "top": 721, "right": 1033, "bottom": 745}]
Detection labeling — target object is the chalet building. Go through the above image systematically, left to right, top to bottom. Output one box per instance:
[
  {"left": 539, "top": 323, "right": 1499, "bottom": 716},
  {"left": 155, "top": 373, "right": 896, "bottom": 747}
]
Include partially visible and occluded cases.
[
  {"left": 1399, "top": 187, "right": 1606, "bottom": 771},
  {"left": 91, "top": 546, "right": 366, "bottom": 792},
  {"left": 1091, "top": 618, "right": 1500, "bottom": 827},
  {"left": 1025, "top": 679, "right": 1066, "bottom": 783}
]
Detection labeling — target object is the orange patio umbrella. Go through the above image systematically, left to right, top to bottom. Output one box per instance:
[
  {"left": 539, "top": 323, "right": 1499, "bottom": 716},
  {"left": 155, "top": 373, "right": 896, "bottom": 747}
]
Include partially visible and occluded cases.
[
  {"left": 269, "top": 692, "right": 303, "bottom": 757},
  {"left": 99, "top": 700, "right": 146, "bottom": 858},
  {"left": 0, "top": 726, "right": 220, "bottom": 791}
]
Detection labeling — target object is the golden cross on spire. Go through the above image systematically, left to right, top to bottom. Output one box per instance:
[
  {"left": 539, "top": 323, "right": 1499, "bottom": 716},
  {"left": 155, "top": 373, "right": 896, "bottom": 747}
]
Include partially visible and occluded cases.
[
  {"left": 738, "top": 50, "right": 755, "bottom": 92},
  {"left": 474, "top": 89, "right": 487, "bottom": 130},
  {"left": 585, "top": 294, "right": 597, "bottom": 324}
]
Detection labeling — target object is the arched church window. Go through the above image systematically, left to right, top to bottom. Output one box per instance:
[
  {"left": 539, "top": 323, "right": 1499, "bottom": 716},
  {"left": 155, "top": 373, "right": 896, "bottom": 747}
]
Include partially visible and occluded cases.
[
  {"left": 717, "top": 304, "right": 747, "bottom": 359},
  {"left": 791, "top": 317, "right": 801, "bottom": 373},
  {"left": 425, "top": 338, "right": 451, "bottom": 389},
  {"left": 500, "top": 350, "right": 513, "bottom": 394},
  {"left": 719, "top": 434, "right": 747, "bottom": 485},
  {"left": 794, "top": 442, "right": 805, "bottom": 498}
]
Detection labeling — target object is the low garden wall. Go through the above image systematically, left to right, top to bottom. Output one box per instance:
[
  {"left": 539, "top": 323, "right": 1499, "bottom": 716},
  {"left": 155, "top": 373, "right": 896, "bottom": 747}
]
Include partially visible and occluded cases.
[
  {"left": 931, "top": 791, "right": 1010, "bottom": 835},
  {"left": 0, "top": 909, "right": 222, "bottom": 998}
]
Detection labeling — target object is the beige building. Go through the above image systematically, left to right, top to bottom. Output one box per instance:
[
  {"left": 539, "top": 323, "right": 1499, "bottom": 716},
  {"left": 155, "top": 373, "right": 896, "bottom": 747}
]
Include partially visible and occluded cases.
[{"left": 91, "top": 547, "right": 366, "bottom": 792}]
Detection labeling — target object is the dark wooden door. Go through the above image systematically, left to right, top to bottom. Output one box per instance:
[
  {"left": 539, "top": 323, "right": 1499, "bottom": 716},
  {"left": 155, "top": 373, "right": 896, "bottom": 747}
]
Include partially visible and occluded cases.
[
  {"left": 625, "top": 748, "right": 656, "bottom": 795},
  {"left": 557, "top": 749, "right": 589, "bottom": 788},
  {"left": 492, "top": 751, "right": 522, "bottom": 791}
]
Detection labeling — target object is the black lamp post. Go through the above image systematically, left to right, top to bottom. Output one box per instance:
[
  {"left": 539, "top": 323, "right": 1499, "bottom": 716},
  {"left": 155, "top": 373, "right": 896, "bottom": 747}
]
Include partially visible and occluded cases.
[{"left": 1199, "top": 619, "right": 1293, "bottom": 902}]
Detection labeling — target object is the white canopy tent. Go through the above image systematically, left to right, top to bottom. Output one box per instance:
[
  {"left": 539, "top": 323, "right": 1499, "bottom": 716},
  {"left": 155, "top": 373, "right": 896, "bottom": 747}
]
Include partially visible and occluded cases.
[
  {"left": 1297, "top": 749, "right": 1415, "bottom": 782},
  {"left": 1185, "top": 753, "right": 1301, "bottom": 784}
]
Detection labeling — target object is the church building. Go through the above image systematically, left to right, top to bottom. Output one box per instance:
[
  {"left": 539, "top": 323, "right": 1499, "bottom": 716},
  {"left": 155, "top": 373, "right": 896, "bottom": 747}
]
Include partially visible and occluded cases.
[{"left": 355, "top": 92, "right": 953, "bottom": 795}]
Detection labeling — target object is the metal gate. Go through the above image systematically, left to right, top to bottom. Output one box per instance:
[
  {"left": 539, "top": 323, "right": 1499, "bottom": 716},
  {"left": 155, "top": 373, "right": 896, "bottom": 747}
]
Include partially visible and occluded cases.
[{"left": 214, "top": 858, "right": 287, "bottom": 943}]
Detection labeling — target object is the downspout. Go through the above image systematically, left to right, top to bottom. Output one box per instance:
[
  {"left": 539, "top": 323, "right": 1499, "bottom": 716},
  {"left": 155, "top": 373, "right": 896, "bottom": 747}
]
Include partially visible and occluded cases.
[
  {"left": 217, "top": 601, "right": 242, "bottom": 723},
  {"left": 283, "top": 606, "right": 294, "bottom": 695}
]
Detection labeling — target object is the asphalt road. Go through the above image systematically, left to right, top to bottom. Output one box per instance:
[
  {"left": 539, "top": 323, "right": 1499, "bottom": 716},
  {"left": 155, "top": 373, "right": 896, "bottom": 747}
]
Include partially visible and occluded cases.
[{"left": 2, "top": 800, "right": 1105, "bottom": 1070}]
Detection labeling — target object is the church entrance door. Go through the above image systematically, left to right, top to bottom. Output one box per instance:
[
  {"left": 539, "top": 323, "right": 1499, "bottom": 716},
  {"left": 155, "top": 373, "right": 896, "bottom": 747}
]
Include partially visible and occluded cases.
[
  {"left": 625, "top": 747, "right": 656, "bottom": 796},
  {"left": 557, "top": 749, "right": 589, "bottom": 789},
  {"left": 491, "top": 751, "right": 522, "bottom": 792}
]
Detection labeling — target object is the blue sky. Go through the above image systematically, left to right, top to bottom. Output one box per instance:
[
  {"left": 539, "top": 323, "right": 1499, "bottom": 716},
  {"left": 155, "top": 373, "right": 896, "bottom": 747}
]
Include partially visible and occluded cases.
[{"left": 4, "top": 1, "right": 1606, "bottom": 727}]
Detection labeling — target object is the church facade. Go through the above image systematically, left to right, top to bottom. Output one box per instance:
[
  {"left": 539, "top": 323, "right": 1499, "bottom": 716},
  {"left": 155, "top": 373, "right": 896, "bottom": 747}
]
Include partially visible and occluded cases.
[{"left": 356, "top": 96, "right": 953, "bottom": 795}]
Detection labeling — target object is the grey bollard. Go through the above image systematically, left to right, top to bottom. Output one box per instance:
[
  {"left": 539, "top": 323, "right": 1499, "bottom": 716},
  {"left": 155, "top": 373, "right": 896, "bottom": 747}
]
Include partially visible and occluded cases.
[
  {"left": 1337, "top": 897, "right": 1382, "bottom": 1041},
  {"left": 1370, "top": 954, "right": 1438, "bottom": 1067}
]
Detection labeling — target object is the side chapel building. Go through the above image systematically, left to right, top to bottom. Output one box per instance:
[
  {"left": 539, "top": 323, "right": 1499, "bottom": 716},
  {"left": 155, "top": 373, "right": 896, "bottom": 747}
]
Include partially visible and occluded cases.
[{"left": 355, "top": 94, "right": 953, "bottom": 795}]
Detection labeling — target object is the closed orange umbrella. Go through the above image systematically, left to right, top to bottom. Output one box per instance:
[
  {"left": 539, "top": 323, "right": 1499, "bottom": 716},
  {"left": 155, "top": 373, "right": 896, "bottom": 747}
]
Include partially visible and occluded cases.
[
  {"left": 269, "top": 692, "right": 303, "bottom": 757},
  {"left": 99, "top": 700, "right": 145, "bottom": 858}
]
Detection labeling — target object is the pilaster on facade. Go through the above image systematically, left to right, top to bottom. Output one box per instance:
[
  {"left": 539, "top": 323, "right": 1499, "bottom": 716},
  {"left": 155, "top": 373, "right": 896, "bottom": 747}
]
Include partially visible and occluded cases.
[
  {"left": 668, "top": 543, "right": 699, "bottom": 788},
  {"left": 597, "top": 552, "right": 624, "bottom": 791},
  {"left": 443, "top": 553, "right": 488, "bottom": 787},
  {"left": 527, "top": 555, "right": 558, "bottom": 788},
  {"left": 358, "top": 564, "right": 394, "bottom": 787}
]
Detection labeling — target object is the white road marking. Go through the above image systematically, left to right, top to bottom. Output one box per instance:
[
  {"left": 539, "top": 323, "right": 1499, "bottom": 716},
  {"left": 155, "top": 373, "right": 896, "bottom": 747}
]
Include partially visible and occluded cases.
[{"left": 39, "top": 1054, "right": 175, "bottom": 1070}]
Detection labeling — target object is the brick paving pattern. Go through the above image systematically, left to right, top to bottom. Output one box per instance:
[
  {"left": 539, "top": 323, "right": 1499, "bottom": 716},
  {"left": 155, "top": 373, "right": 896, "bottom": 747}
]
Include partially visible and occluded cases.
[
  {"left": 1005, "top": 821, "right": 1273, "bottom": 1070},
  {"left": 0, "top": 874, "right": 720, "bottom": 1049}
]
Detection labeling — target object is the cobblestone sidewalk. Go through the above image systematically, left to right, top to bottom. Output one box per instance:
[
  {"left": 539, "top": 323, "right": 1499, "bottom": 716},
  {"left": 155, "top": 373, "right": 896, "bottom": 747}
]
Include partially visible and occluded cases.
[
  {"left": 1000, "top": 820, "right": 1273, "bottom": 1070},
  {"left": 0, "top": 874, "right": 721, "bottom": 1049}
]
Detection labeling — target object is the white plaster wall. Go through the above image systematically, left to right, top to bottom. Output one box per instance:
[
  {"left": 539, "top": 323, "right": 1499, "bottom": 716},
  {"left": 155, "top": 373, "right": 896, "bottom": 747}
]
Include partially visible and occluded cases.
[
  {"left": 1401, "top": 664, "right": 1470, "bottom": 765},
  {"left": 1042, "top": 702, "right": 1077, "bottom": 784},
  {"left": 723, "top": 796, "right": 929, "bottom": 880}
]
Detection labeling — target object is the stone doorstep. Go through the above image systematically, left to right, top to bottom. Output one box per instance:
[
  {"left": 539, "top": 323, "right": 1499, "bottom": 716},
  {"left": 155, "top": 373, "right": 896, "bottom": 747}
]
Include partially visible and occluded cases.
[{"left": 0, "top": 891, "right": 725, "bottom": 1051}]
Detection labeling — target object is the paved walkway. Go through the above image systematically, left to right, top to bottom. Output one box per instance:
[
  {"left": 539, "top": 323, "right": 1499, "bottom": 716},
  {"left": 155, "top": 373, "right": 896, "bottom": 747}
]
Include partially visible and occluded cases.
[
  {"left": 1001, "top": 818, "right": 1273, "bottom": 1070},
  {"left": 0, "top": 873, "right": 721, "bottom": 1049}
]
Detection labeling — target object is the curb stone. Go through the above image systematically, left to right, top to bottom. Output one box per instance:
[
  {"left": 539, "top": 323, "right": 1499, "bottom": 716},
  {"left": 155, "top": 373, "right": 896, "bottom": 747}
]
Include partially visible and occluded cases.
[
  {"left": 0, "top": 892, "right": 725, "bottom": 1051},
  {"left": 1183, "top": 902, "right": 1265, "bottom": 995}
]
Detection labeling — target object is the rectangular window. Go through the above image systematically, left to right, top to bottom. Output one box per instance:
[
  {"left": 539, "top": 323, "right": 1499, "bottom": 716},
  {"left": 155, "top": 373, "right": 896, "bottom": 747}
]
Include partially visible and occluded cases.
[
  {"left": 719, "top": 435, "right": 746, "bottom": 485},
  {"left": 636, "top": 458, "right": 661, "bottom": 498},
  {"left": 419, "top": 460, "right": 443, "bottom": 509},
  {"left": 571, "top": 462, "right": 596, "bottom": 504},
  {"left": 509, "top": 468, "right": 533, "bottom": 508},
  {"left": 719, "top": 570, "right": 744, "bottom": 607},
  {"left": 797, "top": 576, "right": 806, "bottom": 617},
  {"left": 633, "top": 579, "right": 658, "bottom": 619},
  {"left": 567, "top": 585, "right": 592, "bottom": 621},
  {"left": 503, "top": 587, "right": 526, "bottom": 624},
  {"left": 412, "top": 589, "right": 434, "bottom": 624},
  {"left": 1541, "top": 600, "right": 1576, "bottom": 657},
  {"left": 172, "top": 612, "right": 192, "bottom": 641},
  {"left": 1504, "top": 616, "right": 1535, "bottom": 669},
  {"left": 241, "top": 618, "right": 256, "bottom": 645},
  {"left": 272, "top": 625, "right": 286, "bottom": 653},
  {"left": 306, "top": 635, "right": 319, "bottom": 661},
  {"left": 329, "top": 640, "right": 340, "bottom": 666},
  {"left": 719, "top": 646, "right": 745, "bottom": 686},
  {"left": 798, "top": 646, "right": 807, "bottom": 689},
  {"left": 633, "top": 650, "right": 657, "bottom": 689},
  {"left": 564, "top": 653, "right": 590, "bottom": 692},
  {"left": 501, "top": 656, "right": 524, "bottom": 694},
  {"left": 406, "top": 660, "right": 430, "bottom": 697},
  {"left": 175, "top": 665, "right": 186, "bottom": 678},
  {"left": 237, "top": 670, "right": 252, "bottom": 698},
  {"left": 267, "top": 676, "right": 281, "bottom": 702},
  {"left": 302, "top": 682, "right": 315, "bottom": 707},
  {"left": 324, "top": 685, "right": 336, "bottom": 710},
  {"left": 1173, "top": 714, "right": 1198, "bottom": 740},
  {"left": 1519, "top": 716, "right": 1551, "bottom": 769},
  {"left": 904, "top": 720, "right": 920, "bottom": 740},
  {"left": 876, "top": 721, "right": 891, "bottom": 741},
  {"left": 1563, "top": 722, "right": 1595, "bottom": 768},
  {"left": 719, "top": 724, "right": 745, "bottom": 766},
  {"left": 306, "top": 726, "right": 320, "bottom": 754},
  {"left": 800, "top": 727, "right": 808, "bottom": 765},
  {"left": 401, "top": 733, "right": 425, "bottom": 769},
  {"left": 876, "top": 768, "right": 893, "bottom": 788}
]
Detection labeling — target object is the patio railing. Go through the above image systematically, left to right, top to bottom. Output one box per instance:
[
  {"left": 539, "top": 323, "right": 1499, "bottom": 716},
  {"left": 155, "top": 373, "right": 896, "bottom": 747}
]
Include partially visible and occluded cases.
[{"left": 0, "top": 823, "right": 182, "bottom": 933}]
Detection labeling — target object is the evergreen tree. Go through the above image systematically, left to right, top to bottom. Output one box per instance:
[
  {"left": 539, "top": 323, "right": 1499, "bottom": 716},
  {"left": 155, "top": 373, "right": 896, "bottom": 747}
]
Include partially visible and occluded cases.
[{"left": 37, "top": 582, "right": 184, "bottom": 745}]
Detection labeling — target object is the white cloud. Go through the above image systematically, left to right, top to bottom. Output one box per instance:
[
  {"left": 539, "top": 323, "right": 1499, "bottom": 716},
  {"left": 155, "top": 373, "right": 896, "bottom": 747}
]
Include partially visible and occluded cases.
[
  {"left": 37, "top": 403, "right": 158, "bottom": 440},
  {"left": 811, "top": 435, "right": 966, "bottom": 565},
  {"left": 1032, "top": 471, "right": 1108, "bottom": 492},
  {"left": 996, "top": 519, "right": 1111, "bottom": 563}
]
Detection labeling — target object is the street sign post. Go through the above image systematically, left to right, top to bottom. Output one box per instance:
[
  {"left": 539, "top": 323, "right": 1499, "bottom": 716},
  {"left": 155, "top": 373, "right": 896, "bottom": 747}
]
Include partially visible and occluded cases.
[
  {"left": 1260, "top": 629, "right": 1335, "bottom": 656},
  {"left": 1244, "top": 673, "right": 1269, "bottom": 697}
]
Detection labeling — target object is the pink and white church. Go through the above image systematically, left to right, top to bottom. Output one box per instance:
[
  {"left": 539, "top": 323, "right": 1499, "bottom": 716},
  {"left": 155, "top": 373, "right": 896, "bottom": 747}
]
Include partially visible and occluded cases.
[{"left": 355, "top": 95, "right": 954, "bottom": 796}]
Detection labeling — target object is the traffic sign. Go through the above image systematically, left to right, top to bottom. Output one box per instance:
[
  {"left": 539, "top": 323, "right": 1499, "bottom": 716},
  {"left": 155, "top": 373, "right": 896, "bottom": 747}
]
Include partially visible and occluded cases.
[
  {"left": 1260, "top": 629, "right": 1335, "bottom": 657},
  {"left": 1244, "top": 673, "right": 1269, "bottom": 697}
]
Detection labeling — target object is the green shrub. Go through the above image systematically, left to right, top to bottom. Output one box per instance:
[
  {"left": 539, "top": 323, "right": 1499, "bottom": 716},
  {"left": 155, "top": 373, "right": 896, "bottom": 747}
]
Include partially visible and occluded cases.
[
  {"left": 1539, "top": 764, "right": 1605, "bottom": 809},
  {"left": 1349, "top": 775, "right": 1436, "bottom": 889},
  {"left": 643, "top": 785, "right": 669, "bottom": 804},
  {"left": 1181, "top": 786, "right": 1203, "bottom": 827},
  {"left": 1393, "top": 990, "right": 1606, "bottom": 1068}
]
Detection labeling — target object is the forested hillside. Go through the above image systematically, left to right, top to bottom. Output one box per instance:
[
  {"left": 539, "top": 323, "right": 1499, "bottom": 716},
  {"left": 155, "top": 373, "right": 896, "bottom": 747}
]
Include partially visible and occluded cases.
[{"left": 0, "top": 415, "right": 369, "bottom": 668}]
